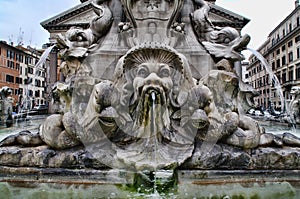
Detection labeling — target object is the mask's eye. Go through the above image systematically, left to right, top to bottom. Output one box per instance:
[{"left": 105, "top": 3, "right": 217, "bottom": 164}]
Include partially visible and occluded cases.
[
  {"left": 159, "top": 64, "right": 170, "bottom": 77},
  {"left": 137, "top": 66, "right": 149, "bottom": 78}
]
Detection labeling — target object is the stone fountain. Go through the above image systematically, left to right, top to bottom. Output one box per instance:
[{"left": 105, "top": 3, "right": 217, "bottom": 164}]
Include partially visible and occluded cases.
[{"left": 1, "top": 0, "right": 300, "bottom": 197}]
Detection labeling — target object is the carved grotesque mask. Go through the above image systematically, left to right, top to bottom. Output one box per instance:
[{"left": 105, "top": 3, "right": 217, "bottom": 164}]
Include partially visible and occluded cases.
[{"left": 133, "top": 62, "right": 173, "bottom": 103}]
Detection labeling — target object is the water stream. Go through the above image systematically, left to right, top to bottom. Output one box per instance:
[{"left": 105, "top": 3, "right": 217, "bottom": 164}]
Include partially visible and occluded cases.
[
  {"left": 19, "top": 45, "right": 55, "bottom": 115},
  {"left": 247, "top": 48, "right": 296, "bottom": 129},
  {"left": 151, "top": 91, "right": 161, "bottom": 198}
]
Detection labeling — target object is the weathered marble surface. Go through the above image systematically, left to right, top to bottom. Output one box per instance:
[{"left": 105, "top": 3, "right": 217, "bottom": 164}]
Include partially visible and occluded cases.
[{"left": 1, "top": 143, "right": 300, "bottom": 170}]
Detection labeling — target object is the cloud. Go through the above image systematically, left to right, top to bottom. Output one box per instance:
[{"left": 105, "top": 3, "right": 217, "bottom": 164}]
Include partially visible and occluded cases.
[{"left": 0, "top": 0, "right": 78, "bottom": 48}]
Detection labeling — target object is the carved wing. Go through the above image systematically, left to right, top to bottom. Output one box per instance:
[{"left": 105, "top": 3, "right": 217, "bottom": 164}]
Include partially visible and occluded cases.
[{"left": 202, "top": 41, "right": 244, "bottom": 61}]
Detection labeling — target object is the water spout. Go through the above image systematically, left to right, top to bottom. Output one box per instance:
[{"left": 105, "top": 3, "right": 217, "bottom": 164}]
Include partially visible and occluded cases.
[{"left": 151, "top": 91, "right": 156, "bottom": 102}]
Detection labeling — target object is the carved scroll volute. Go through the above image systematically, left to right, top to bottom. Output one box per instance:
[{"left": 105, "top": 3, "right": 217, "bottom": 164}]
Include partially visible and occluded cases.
[{"left": 120, "top": 0, "right": 184, "bottom": 46}]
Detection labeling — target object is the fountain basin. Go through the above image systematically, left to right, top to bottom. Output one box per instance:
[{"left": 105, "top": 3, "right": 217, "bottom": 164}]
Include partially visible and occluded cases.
[{"left": 0, "top": 168, "right": 299, "bottom": 198}]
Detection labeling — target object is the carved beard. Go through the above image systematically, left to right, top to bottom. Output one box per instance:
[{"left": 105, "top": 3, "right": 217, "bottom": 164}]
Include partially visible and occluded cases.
[{"left": 133, "top": 83, "right": 171, "bottom": 142}]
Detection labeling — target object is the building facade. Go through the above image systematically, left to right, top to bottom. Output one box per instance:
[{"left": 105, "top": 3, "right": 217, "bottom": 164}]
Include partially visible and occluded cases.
[
  {"left": 247, "top": 1, "right": 300, "bottom": 111},
  {"left": 0, "top": 41, "right": 49, "bottom": 111},
  {"left": 0, "top": 41, "right": 22, "bottom": 107}
]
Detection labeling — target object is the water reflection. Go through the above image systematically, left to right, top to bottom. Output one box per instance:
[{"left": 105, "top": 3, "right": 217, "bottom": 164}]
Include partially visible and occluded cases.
[
  {"left": 0, "top": 115, "right": 48, "bottom": 141},
  {"left": 255, "top": 118, "right": 300, "bottom": 136}
]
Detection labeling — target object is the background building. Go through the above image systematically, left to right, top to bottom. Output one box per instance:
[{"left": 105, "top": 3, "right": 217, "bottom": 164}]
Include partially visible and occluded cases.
[
  {"left": 246, "top": 1, "right": 300, "bottom": 112},
  {"left": 0, "top": 41, "right": 49, "bottom": 112},
  {"left": 0, "top": 41, "right": 22, "bottom": 108}
]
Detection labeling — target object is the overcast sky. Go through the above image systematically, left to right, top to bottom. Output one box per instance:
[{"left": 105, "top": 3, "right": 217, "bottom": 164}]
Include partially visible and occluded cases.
[
  {"left": 0, "top": 0, "right": 296, "bottom": 59},
  {"left": 0, "top": 0, "right": 78, "bottom": 48}
]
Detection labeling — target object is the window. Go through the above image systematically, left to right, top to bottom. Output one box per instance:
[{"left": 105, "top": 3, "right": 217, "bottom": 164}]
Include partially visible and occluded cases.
[
  {"left": 297, "top": 17, "right": 300, "bottom": 26},
  {"left": 289, "top": 23, "right": 292, "bottom": 32},
  {"left": 282, "top": 29, "right": 285, "bottom": 37},
  {"left": 295, "top": 35, "right": 300, "bottom": 43},
  {"left": 272, "top": 38, "right": 275, "bottom": 46},
  {"left": 288, "top": 40, "right": 293, "bottom": 47},
  {"left": 282, "top": 45, "right": 286, "bottom": 51},
  {"left": 297, "top": 47, "right": 300, "bottom": 59},
  {"left": 276, "top": 49, "right": 280, "bottom": 55},
  {"left": 6, "top": 50, "right": 10, "bottom": 58},
  {"left": 289, "top": 52, "right": 293, "bottom": 62},
  {"left": 15, "top": 54, "right": 23, "bottom": 62},
  {"left": 20, "top": 55, "right": 23, "bottom": 63},
  {"left": 282, "top": 55, "right": 286, "bottom": 65},
  {"left": 25, "top": 56, "right": 32, "bottom": 65},
  {"left": 276, "top": 59, "right": 280, "bottom": 68},
  {"left": 6, "top": 60, "right": 14, "bottom": 68},
  {"left": 272, "top": 62, "right": 275, "bottom": 70},
  {"left": 297, "top": 64, "right": 300, "bottom": 79},
  {"left": 28, "top": 67, "right": 34, "bottom": 74},
  {"left": 282, "top": 70, "right": 287, "bottom": 83},
  {"left": 289, "top": 70, "right": 294, "bottom": 81},
  {"left": 277, "top": 72, "right": 281, "bottom": 83},
  {"left": 6, "top": 74, "right": 14, "bottom": 83},
  {"left": 15, "top": 77, "right": 22, "bottom": 84},
  {"left": 35, "top": 80, "right": 41, "bottom": 87},
  {"left": 19, "top": 88, "right": 23, "bottom": 95},
  {"left": 28, "top": 90, "right": 33, "bottom": 97},
  {"left": 35, "top": 90, "right": 40, "bottom": 97}
]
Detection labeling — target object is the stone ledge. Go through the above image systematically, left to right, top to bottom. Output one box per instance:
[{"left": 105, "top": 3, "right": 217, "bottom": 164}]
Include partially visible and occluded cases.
[{"left": 1, "top": 145, "right": 300, "bottom": 170}]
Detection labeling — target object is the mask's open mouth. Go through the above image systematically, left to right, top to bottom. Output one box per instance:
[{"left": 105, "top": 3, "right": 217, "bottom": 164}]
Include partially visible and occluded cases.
[{"left": 141, "top": 85, "right": 166, "bottom": 106}]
